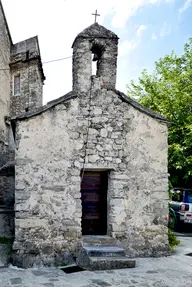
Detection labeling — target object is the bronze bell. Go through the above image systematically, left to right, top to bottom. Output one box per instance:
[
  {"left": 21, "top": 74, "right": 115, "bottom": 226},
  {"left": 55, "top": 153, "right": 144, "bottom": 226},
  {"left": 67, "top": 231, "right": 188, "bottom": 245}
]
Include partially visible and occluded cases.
[{"left": 92, "top": 52, "right": 99, "bottom": 62}]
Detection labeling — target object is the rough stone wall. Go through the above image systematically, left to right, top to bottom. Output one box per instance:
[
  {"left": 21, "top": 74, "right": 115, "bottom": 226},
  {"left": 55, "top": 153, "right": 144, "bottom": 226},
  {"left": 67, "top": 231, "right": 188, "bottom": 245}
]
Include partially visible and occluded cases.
[
  {"left": 0, "top": 3, "right": 15, "bottom": 239},
  {"left": 0, "top": 3, "right": 11, "bottom": 148},
  {"left": 10, "top": 37, "right": 44, "bottom": 117},
  {"left": 73, "top": 37, "right": 118, "bottom": 92},
  {"left": 73, "top": 38, "right": 92, "bottom": 93},
  {"left": 96, "top": 38, "right": 118, "bottom": 89},
  {"left": 11, "top": 61, "right": 43, "bottom": 116},
  {"left": 13, "top": 79, "right": 169, "bottom": 267},
  {"left": 111, "top": 101, "right": 169, "bottom": 257},
  {"left": 0, "top": 173, "right": 15, "bottom": 237}
]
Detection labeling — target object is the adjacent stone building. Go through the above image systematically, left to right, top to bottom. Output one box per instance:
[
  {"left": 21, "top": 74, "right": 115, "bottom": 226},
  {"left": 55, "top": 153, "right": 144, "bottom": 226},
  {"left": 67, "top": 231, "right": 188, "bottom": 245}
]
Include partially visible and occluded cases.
[
  {"left": 0, "top": 0, "right": 45, "bottom": 241},
  {"left": 0, "top": 1, "right": 170, "bottom": 268}
]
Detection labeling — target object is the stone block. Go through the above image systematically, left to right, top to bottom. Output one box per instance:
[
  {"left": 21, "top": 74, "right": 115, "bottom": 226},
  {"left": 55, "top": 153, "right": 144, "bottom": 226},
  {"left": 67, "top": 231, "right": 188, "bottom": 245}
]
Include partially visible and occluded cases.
[
  {"left": 93, "top": 107, "right": 102, "bottom": 115},
  {"left": 107, "top": 126, "right": 113, "bottom": 132},
  {"left": 89, "top": 128, "right": 99, "bottom": 135},
  {"left": 100, "top": 129, "right": 108, "bottom": 138},
  {"left": 71, "top": 132, "right": 80, "bottom": 139},
  {"left": 111, "top": 133, "right": 121, "bottom": 139},
  {"left": 113, "top": 144, "right": 122, "bottom": 150},
  {"left": 96, "top": 145, "right": 103, "bottom": 152},
  {"left": 86, "top": 149, "right": 95, "bottom": 155},
  {"left": 88, "top": 154, "right": 100, "bottom": 163},
  {"left": 105, "top": 157, "right": 113, "bottom": 161},
  {"left": 110, "top": 173, "right": 129, "bottom": 180}
]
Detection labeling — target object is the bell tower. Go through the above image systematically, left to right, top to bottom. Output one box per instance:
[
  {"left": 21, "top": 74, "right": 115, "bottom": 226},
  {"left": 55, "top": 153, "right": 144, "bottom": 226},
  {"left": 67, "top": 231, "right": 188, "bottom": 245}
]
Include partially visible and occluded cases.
[{"left": 72, "top": 23, "right": 119, "bottom": 93}]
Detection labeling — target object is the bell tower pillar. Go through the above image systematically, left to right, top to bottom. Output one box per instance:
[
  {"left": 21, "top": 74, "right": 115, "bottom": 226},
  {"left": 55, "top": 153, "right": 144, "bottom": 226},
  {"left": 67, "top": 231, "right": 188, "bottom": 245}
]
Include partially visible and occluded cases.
[{"left": 72, "top": 23, "right": 119, "bottom": 93}]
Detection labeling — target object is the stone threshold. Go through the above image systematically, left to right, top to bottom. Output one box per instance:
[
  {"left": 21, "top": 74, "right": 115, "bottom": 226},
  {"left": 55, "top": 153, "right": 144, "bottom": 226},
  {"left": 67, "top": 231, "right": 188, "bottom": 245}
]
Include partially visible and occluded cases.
[
  {"left": 82, "top": 167, "right": 115, "bottom": 171},
  {"left": 82, "top": 235, "right": 112, "bottom": 239}
]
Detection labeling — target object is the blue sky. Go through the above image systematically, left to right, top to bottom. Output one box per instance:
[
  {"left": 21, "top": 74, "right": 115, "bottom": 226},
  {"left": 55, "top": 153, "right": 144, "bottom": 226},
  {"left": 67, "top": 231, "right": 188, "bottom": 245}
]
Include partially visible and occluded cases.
[{"left": 2, "top": 0, "right": 192, "bottom": 103}]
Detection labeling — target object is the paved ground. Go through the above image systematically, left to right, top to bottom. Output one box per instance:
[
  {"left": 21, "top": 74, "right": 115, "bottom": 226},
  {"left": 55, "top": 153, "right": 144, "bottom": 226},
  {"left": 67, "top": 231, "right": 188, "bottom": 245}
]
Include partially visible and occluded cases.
[{"left": 0, "top": 236, "right": 192, "bottom": 287}]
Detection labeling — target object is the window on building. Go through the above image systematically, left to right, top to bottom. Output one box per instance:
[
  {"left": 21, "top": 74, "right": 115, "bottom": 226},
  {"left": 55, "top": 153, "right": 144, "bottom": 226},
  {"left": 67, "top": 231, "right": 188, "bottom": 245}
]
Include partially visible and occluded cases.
[
  {"left": 13, "top": 75, "right": 20, "bottom": 95},
  {"left": 171, "top": 190, "right": 184, "bottom": 202}
]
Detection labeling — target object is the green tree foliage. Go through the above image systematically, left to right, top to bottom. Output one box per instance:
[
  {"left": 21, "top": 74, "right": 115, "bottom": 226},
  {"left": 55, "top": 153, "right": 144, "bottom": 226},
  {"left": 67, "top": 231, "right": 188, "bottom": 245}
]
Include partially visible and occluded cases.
[{"left": 127, "top": 39, "right": 192, "bottom": 187}]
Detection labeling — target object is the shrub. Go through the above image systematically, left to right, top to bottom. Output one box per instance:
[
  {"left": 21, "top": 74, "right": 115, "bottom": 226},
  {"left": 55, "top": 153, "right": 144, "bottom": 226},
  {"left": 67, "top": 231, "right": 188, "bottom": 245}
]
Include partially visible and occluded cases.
[{"left": 168, "top": 228, "right": 180, "bottom": 251}]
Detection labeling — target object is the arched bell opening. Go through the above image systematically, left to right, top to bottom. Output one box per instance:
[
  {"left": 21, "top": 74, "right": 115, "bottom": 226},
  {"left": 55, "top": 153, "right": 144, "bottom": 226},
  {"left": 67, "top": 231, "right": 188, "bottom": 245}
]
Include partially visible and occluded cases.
[{"left": 91, "top": 44, "right": 103, "bottom": 76}]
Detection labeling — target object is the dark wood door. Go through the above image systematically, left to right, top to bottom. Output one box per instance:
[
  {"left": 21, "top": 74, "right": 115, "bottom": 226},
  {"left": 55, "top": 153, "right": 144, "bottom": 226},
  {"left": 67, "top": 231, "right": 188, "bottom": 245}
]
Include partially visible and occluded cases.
[{"left": 81, "top": 171, "right": 108, "bottom": 235}]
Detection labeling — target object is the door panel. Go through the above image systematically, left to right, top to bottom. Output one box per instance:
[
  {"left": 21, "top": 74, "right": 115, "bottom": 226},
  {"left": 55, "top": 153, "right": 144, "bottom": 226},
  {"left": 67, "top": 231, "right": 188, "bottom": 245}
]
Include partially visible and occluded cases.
[{"left": 81, "top": 171, "right": 108, "bottom": 235}]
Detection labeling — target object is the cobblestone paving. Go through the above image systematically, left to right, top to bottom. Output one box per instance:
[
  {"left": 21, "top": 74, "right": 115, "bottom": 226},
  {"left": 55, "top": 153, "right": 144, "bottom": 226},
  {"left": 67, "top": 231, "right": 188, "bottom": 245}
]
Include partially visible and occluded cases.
[{"left": 1, "top": 237, "right": 192, "bottom": 287}]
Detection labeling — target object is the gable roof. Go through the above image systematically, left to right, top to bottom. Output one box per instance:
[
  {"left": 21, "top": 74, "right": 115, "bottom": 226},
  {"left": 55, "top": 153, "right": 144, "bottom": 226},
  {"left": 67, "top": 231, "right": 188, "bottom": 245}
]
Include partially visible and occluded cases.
[
  {"left": 0, "top": 0, "right": 12, "bottom": 44},
  {"left": 72, "top": 23, "right": 119, "bottom": 47},
  {"left": 11, "top": 90, "right": 171, "bottom": 125},
  {"left": 115, "top": 90, "right": 171, "bottom": 125},
  {"left": 11, "top": 91, "right": 77, "bottom": 121}
]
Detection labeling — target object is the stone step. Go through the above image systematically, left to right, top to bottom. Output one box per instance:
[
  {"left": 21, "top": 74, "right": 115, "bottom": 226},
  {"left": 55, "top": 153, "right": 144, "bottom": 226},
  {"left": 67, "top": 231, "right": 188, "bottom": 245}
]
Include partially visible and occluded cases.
[
  {"left": 82, "top": 236, "right": 117, "bottom": 246},
  {"left": 77, "top": 242, "right": 136, "bottom": 271},
  {"left": 83, "top": 245, "right": 125, "bottom": 257},
  {"left": 89, "top": 256, "right": 136, "bottom": 270}
]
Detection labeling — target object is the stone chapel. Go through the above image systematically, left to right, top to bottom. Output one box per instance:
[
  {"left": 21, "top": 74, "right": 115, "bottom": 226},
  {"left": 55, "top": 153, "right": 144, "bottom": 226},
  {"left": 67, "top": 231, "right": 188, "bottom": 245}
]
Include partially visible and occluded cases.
[{"left": 0, "top": 1, "right": 171, "bottom": 268}]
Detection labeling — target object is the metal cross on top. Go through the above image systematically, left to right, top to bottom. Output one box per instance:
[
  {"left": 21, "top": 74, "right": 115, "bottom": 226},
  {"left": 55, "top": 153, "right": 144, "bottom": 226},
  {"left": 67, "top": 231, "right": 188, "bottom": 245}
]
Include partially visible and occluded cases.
[{"left": 92, "top": 9, "right": 100, "bottom": 23}]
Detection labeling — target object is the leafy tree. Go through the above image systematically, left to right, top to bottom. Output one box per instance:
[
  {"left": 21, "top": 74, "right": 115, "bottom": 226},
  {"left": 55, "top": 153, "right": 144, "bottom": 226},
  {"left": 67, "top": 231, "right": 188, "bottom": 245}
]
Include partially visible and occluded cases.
[{"left": 127, "top": 39, "right": 192, "bottom": 187}]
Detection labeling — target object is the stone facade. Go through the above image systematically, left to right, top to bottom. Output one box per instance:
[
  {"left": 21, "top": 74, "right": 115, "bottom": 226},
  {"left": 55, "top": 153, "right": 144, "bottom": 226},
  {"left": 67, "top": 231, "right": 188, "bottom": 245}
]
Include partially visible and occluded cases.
[
  {"left": 0, "top": 1, "right": 14, "bottom": 239},
  {"left": 0, "top": 1, "right": 11, "bottom": 138},
  {"left": 0, "top": 2, "right": 170, "bottom": 268},
  {"left": 12, "top": 23, "right": 170, "bottom": 267},
  {"left": 10, "top": 37, "right": 45, "bottom": 117},
  {"left": 13, "top": 86, "right": 169, "bottom": 267}
]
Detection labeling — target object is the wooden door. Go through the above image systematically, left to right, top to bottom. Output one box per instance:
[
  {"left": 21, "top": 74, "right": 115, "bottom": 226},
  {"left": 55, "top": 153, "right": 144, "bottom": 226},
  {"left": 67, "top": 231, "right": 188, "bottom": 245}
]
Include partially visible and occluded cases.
[{"left": 81, "top": 171, "right": 108, "bottom": 235}]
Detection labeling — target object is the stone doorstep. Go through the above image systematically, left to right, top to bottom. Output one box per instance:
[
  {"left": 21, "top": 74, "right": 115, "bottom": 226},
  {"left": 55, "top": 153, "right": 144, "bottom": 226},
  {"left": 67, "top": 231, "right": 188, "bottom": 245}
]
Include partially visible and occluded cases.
[
  {"left": 82, "top": 236, "right": 117, "bottom": 246},
  {"left": 77, "top": 241, "right": 136, "bottom": 271},
  {"left": 83, "top": 245, "right": 125, "bottom": 257},
  {"left": 89, "top": 256, "right": 136, "bottom": 270}
]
